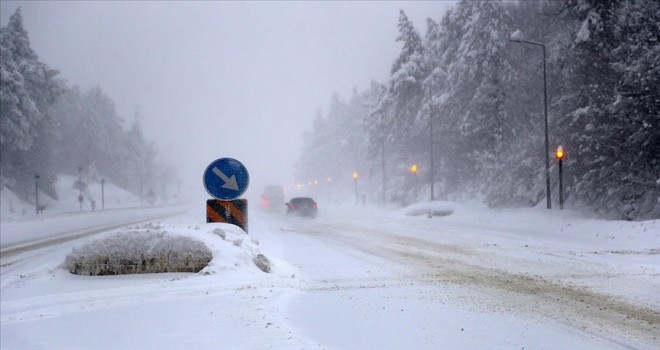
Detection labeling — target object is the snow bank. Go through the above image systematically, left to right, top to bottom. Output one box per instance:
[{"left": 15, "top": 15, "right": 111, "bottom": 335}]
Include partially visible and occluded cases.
[
  {"left": 402, "top": 201, "right": 456, "bottom": 217},
  {"left": 64, "top": 221, "right": 273, "bottom": 276}
]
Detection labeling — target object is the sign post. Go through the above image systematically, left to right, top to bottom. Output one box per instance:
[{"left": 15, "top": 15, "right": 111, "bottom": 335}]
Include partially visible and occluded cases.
[{"left": 203, "top": 158, "right": 250, "bottom": 232}]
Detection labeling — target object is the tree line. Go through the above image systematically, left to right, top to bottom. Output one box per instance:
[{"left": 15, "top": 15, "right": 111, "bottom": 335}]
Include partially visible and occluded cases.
[
  {"left": 296, "top": 0, "right": 659, "bottom": 220},
  {"left": 1, "top": 8, "right": 175, "bottom": 207}
]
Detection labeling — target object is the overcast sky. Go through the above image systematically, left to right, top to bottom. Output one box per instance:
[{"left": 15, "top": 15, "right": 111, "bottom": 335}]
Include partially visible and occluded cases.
[{"left": 1, "top": 1, "right": 455, "bottom": 199}]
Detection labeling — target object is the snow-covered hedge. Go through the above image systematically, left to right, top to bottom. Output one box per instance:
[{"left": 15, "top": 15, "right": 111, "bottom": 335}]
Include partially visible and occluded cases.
[{"left": 66, "top": 224, "right": 212, "bottom": 275}]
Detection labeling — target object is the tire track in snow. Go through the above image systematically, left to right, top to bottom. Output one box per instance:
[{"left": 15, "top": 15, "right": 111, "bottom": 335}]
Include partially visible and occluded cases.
[{"left": 282, "top": 222, "right": 660, "bottom": 350}]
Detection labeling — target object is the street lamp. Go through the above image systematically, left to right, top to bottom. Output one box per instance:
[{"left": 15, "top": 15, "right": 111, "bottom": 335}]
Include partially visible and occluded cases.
[
  {"left": 510, "top": 30, "right": 552, "bottom": 210},
  {"left": 426, "top": 67, "right": 446, "bottom": 202},
  {"left": 427, "top": 76, "right": 435, "bottom": 202},
  {"left": 380, "top": 118, "right": 387, "bottom": 205},
  {"left": 556, "top": 145, "right": 565, "bottom": 210},
  {"left": 410, "top": 164, "right": 418, "bottom": 176},
  {"left": 410, "top": 164, "right": 420, "bottom": 200},
  {"left": 78, "top": 166, "right": 83, "bottom": 211},
  {"left": 353, "top": 172, "right": 359, "bottom": 205},
  {"left": 34, "top": 174, "right": 39, "bottom": 215},
  {"left": 101, "top": 178, "right": 105, "bottom": 210}
]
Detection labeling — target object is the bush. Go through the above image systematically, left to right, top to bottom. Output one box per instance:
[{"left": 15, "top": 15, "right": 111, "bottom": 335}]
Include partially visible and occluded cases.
[{"left": 66, "top": 230, "right": 212, "bottom": 275}]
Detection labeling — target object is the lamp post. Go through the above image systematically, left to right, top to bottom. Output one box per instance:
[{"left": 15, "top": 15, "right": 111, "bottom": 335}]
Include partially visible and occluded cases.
[
  {"left": 510, "top": 31, "right": 552, "bottom": 210},
  {"left": 427, "top": 79, "right": 435, "bottom": 202},
  {"left": 380, "top": 114, "right": 387, "bottom": 205},
  {"left": 556, "top": 146, "right": 565, "bottom": 210},
  {"left": 410, "top": 164, "right": 419, "bottom": 200},
  {"left": 78, "top": 166, "right": 83, "bottom": 211},
  {"left": 353, "top": 172, "right": 359, "bottom": 205},
  {"left": 34, "top": 174, "right": 39, "bottom": 215},
  {"left": 101, "top": 178, "right": 105, "bottom": 210}
]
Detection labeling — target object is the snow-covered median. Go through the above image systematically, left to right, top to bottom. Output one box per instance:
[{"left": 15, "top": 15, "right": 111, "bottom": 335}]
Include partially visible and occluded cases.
[{"left": 65, "top": 222, "right": 272, "bottom": 276}]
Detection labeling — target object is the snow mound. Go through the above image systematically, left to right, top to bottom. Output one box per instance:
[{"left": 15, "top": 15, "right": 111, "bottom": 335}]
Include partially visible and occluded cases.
[
  {"left": 402, "top": 201, "right": 457, "bottom": 217},
  {"left": 65, "top": 222, "right": 272, "bottom": 276},
  {"left": 66, "top": 223, "right": 212, "bottom": 275}
]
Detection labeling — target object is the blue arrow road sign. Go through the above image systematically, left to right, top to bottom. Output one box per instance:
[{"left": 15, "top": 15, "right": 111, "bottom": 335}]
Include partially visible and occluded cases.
[{"left": 203, "top": 158, "right": 250, "bottom": 200}]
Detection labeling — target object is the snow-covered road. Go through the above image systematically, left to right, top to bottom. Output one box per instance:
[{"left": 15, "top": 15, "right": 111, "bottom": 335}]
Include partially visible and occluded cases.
[
  {"left": 1, "top": 202, "right": 658, "bottom": 349},
  {"left": 0, "top": 205, "right": 189, "bottom": 255},
  {"left": 265, "top": 205, "right": 659, "bottom": 349}
]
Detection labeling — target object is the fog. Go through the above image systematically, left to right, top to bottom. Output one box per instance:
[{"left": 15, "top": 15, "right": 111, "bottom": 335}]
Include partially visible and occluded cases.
[{"left": 0, "top": 1, "right": 454, "bottom": 201}]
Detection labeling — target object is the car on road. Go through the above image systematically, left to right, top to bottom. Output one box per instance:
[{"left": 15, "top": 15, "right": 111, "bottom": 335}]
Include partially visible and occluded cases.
[
  {"left": 261, "top": 185, "right": 284, "bottom": 211},
  {"left": 286, "top": 197, "right": 318, "bottom": 218}
]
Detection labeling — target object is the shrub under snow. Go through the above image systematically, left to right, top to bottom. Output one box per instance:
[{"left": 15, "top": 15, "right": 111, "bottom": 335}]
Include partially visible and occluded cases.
[{"left": 66, "top": 224, "right": 212, "bottom": 275}]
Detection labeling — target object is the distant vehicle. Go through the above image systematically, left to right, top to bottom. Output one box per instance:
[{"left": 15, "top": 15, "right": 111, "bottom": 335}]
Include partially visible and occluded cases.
[
  {"left": 261, "top": 185, "right": 284, "bottom": 210},
  {"left": 286, "top": 197, "right": 318, "bottom": 218}
]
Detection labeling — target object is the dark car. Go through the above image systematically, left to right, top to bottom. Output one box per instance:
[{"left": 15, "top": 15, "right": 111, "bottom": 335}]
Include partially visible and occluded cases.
[{"left": 286, "top": 197, "right": 318, "bottom": 218}]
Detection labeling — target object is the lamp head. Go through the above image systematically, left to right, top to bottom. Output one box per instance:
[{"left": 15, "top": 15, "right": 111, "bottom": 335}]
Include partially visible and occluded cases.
[
  {"left": 510, "top": 29, "right": 524, "bottom": 42},
  {"left": 556, "top": 146, "right": 565, "bottom": 159}
]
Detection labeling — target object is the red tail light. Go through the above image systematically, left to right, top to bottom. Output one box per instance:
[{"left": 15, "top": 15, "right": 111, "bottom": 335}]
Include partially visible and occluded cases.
[
  {"left": 312, "top": 203, "right": 318, "bottom": 209},
  {"left": 290, "top": 204, "right": 296, "bottom": 209}
]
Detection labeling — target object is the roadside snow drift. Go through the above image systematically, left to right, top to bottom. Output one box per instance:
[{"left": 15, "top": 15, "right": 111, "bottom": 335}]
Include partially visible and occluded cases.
[{"left": 403, "top": 201, "right": 456, "bottom": 217}]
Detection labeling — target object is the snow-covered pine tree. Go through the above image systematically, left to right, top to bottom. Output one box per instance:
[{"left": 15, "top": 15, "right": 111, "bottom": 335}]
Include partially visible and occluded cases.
[
  {"left": 551, "top": 0, "right": 659, "bottom": 219},
  {"left": 570, "top": 0, "right": 659, "bottom": 219},
  {"left": 606, "top": 0, "right": 660, "bottom": 219},
  {"left": 450, "top": 1, "right": 514, "bottom": 203},
  {"left": 434, "top": 2, "right": 477, "bottom": 198},
  {"left": 0, "top": 8, "right": 64, "bottom": 200},
  {"left": 382, "top": 10, "right": 428, "bottom": 204},
  {"left": 419, "top": 18, "right": 448, "bottom": 200},
  {"left": 362, "top": 81, "right": 389, "bottom": 202},
  {"left": 124, "top": 108, "right": 155, "bottom": 198}
]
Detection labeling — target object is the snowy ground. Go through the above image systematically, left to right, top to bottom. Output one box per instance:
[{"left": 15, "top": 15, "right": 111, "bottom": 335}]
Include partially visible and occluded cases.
[{"left": 1, "top": 198, "right": 659, "bottom": 349}]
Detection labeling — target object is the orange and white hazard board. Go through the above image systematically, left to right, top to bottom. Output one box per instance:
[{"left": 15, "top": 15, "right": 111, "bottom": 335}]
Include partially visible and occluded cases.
[{"left": 206, "top": 199, "right": 248, "bottom": 233}]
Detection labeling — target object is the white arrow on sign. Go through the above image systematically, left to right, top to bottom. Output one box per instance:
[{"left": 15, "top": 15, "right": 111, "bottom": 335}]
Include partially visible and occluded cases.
[{"left": 212, "top": 167, "right": 239, "bottom": 191}]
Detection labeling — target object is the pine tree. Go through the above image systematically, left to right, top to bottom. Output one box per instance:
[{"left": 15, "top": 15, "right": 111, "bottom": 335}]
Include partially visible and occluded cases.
[
  {"left": 548, "top": 0, "right": 659, "bottom": 219},
  {"left": 0, "top": 8, "right": 64, "bottom": 200},
  {"left": 380, "top": 10, "right": 428, "bottom": 204}
]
